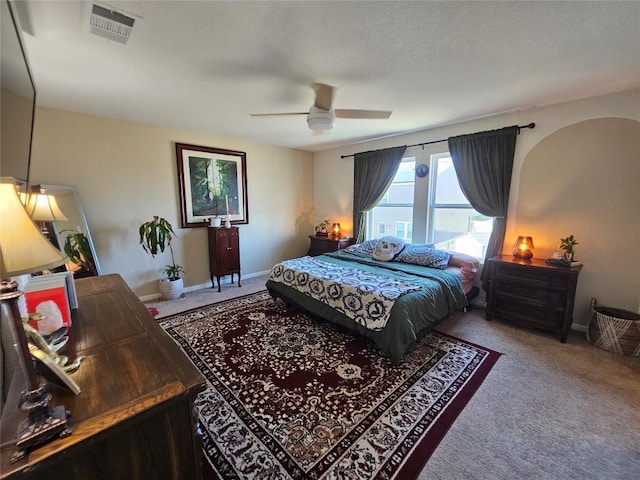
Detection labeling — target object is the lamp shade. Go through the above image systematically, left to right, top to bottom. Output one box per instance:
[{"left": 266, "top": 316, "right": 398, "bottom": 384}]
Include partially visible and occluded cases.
[
  {"left": 0, "top": 179, "right": 67, "bottom": 276},
  {"left": 25, "top": 192, "right": 69, "bottom": 222},
  {"left": 514, "top": 236, "right": 534, "bottom": 249}
]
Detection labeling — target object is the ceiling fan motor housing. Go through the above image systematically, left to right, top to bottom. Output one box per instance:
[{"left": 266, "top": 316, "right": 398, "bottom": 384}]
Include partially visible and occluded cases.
[{"left": 307, "top": 107, "right": 335, "bottom": 131}]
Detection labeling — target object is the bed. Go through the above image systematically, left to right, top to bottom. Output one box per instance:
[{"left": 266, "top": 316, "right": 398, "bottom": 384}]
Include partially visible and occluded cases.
[{"left": 266, "top": 239, "right": 479, "bottom": 363}]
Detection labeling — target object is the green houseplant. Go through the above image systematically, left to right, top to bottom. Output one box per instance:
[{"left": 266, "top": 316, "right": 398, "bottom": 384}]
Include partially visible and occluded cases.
[
  {"left": 138, "top": 216, "right": 184, "bottom": 299},
  {"left": 315, "top": 219, "right": 330, "bottom": 237},
  {"left": 559, "top": 234, "right": 579, "bottom": 262}
]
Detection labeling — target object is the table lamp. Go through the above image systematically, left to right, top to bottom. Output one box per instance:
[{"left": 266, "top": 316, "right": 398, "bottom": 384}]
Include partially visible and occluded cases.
[
  {"left": 0, "top": 178, "right": 71, "bottom": 462},
  {"left": 24, "top": 186, "right": 68, "bottom": 243},
  {"left": 25, "top": 188, "right": 68, "bottom": 223},
  {"left": 332, "top": 223, "right": 341, "bottom": 240},
  {"left": 513, "top": 235, "right": 534, "bottom": 260}
]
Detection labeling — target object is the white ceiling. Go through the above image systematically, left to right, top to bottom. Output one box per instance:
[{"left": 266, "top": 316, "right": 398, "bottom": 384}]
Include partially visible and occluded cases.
[{"left": 15, "top": 0, "right": 640, "bottom": 152}]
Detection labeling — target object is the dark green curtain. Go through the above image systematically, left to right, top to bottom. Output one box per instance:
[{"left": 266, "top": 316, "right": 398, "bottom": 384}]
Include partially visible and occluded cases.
[
  {"left": 447, "top": 126, "right": 518, "bottom": 288},
  {"left": 352, "top": 146, "right": 407, "bottom": 242}
]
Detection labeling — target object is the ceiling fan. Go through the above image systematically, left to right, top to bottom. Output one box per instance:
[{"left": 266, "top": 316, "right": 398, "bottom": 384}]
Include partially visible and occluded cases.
[{"left": 250, "top": 83, "right": 392, "bottom": 132}]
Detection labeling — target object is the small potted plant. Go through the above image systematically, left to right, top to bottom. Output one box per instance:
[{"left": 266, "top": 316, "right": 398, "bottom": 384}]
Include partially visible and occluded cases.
[
  {"left": 138, "top": 216, "right": 185, "bottom": 300},
  {"left": 315, "top": 219, "right": 330, "bottom": 237},
  {"left": 559, "top": 234, "right": 578, "bottom": 262}
]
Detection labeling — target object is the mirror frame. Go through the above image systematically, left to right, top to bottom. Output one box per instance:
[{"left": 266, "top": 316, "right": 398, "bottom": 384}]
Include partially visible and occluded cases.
[
  {"left": 0, "top": 0, "right": 37, "bottom": 189},
  {"left": 38, "top": 184, "right": 102, "bottom": 276}
]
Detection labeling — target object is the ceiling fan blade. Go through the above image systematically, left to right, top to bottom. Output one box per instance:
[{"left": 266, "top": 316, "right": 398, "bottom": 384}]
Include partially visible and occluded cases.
[
  {"left": 313, "top": 83, "right": 334, "bottom": 111},
  {"left": 334, "top": 109, "right": 392, "bottom": 119},
  {"left": 250, "top": 112, "right": 308, "bottom": 117}
]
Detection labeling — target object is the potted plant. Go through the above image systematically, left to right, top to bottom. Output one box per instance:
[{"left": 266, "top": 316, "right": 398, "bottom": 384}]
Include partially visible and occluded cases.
[
  {"left": 138, "top": 216, "right": 185, "bottom": 300},
  {"left": 207, "top": 216, "right": 222, "bottom": 228},
  {"left": 315, "top": 219, "right": 330, "bottom": 237},
  {"left": 559, "top": 234, "right": 578, "bottom": 262}
]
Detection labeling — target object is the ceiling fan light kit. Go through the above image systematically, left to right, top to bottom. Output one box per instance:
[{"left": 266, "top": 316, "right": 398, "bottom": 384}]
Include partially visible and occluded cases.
[
  {"left": 251, "top": 83, "right": 392, "bottom": 132},
  {"left": 307, "top": 107, "right": 335, "bottom": 131}
]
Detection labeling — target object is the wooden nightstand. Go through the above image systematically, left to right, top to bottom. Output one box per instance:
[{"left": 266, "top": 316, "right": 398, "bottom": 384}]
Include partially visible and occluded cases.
[
  {"left": 307, "top": 235, "right": 354, "bottom": 256},
  {"left": 485, "top": 255, "right": 582, "bottom": 342}
]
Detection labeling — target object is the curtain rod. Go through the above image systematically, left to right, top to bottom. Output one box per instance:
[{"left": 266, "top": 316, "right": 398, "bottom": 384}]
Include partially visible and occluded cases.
[{"left": 340, "top": 122, "right": 536, "bottom": 159}]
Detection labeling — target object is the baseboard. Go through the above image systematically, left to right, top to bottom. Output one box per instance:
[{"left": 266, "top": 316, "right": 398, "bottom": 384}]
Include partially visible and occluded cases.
[
  {"left": 138, "top": 270, "right": 271, "bottom": 302},
  {"left": 571, "top": 323, "right": 588, "bottom": 333}
]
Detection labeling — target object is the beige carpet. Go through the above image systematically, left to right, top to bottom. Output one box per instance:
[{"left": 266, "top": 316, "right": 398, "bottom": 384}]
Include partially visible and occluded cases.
[{"left": 147, "top": 276, "right": 640, "bottom": 479}]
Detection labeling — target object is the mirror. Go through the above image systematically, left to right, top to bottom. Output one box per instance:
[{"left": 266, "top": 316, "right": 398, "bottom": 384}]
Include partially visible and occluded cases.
[
  {"left": 1, "top": 0, "right": 36, "bottom": 188},
  {"left": 38, "top": 184, "right": 102, "bottom": 277}
]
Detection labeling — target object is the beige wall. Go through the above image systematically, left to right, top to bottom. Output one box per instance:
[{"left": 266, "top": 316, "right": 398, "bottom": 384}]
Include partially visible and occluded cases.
[
  {"left": 28, "top": 89, "right": 640, "bottom": 324},
  {"left": 313, "top": 89, "right": 640, "bottom": 327},
  {"left": 29, "top": 108, "right": 314, "bottom": 298},
  {"left": 515, "top": 117, "right": 640, "bottom": 326}
]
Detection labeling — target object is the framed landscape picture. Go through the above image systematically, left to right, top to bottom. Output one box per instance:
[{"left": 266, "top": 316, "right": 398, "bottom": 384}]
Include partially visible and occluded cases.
[{"left": 175, "top": 143, "right": 248, "bottom": 227}]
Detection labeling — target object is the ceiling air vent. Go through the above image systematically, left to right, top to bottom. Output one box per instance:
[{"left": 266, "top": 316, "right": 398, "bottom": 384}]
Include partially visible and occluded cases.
[{"left": 89, "top": 4, "right": 135, "bottom": 44}]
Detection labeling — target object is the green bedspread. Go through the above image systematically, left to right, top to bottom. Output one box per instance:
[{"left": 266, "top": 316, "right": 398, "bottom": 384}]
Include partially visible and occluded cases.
[{"left": 266, "top": 251, "right": 468, "bottom": 364}]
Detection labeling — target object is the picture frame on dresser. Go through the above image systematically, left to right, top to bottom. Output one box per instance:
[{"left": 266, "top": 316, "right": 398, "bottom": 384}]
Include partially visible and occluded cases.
[{"left": 175, "top": 142, "right": 248, "bottom": 227}]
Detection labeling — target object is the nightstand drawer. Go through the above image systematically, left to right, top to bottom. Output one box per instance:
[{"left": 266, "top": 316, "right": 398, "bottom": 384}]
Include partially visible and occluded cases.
[
  {"left": 307, "top": 236, "right": 354, "bottom": 256},
  {"left": 495, "top": 264, "right": 567, "bottom": 289},
  {"left": 493, "top": 278, "right": 566, "bottom": 307},
  {"left": 492, "top": 298, "right": 563, "bottom": 331}
]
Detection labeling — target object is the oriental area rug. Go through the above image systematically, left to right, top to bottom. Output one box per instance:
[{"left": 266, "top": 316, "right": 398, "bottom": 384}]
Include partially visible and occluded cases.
[{"left": 159, "top": 291, "right": 500, "bottom": 480}]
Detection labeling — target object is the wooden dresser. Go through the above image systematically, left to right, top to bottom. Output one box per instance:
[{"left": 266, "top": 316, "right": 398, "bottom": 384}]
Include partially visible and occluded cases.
[
  {"left": 207, "top": 226, "right": 241, "bottom": 292},
  {"left": 307, "top": 235, "right": 354, "bottom": 256},
  {"left": 485, "top": 255, "right": 582, "bottom": 342},
  {"left": 0, "top": 274, "right": 206, "bottom": 480}
]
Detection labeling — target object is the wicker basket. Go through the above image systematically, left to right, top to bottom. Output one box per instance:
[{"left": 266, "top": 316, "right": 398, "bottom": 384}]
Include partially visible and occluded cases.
[{"left": 587, "top": 298, "right": 640, "bottom": 356}]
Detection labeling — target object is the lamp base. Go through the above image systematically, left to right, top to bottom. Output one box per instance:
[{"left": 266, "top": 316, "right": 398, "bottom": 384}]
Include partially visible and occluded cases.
[
  {"left": 513, "top": 249, "right": 533, "bottom": 260},
  {"left": 11, "top": 386, "right": 72, "bottom": 463}
]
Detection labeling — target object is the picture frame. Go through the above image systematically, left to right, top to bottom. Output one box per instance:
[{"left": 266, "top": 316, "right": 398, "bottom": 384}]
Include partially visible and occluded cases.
[{"left": 175, "top": 143, "right": 248, "bottom": 228}]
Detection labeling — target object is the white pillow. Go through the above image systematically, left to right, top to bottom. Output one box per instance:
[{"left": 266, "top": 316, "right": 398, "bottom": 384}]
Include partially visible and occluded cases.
[{"left": 372, "top": 236, "right": 406, "bottom": 262}]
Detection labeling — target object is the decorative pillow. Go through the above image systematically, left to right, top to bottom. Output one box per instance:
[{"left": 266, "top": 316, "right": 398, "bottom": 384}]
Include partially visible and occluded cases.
[
  {"left": 372, "top": 236, "right": 406, "bottom": 262},
  {"left": 344, "top": 239, "right": 379, "bottom": 257},
  {"left": 394, "top": 244, "right": 450, "bottom": 269}
]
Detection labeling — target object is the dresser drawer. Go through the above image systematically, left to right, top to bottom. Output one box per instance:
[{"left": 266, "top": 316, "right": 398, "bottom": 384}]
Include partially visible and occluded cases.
[
  {"left": 494, "top": 264, "right": 568, "bottom": 289},
  {"left": 493, "top": 278, "right": 566, "bottom": 307},
  {"left": 492, "top": 297, "right": 563, "bottom": 331}
]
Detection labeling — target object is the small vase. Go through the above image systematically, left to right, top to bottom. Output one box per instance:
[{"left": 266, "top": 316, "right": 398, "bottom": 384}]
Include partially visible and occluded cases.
[
  {"left": 224, "top": 217, "right": 231, "bottom": 228},
  {"left": 563, "top": 252, "right": 573, "bottom": 263}
]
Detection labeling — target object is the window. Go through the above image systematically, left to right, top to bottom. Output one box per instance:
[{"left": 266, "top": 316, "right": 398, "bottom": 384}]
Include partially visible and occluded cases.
[
  {"left": 365, "top": 150, "right": 492, "bottom": 260},
  {"left": 427, "top": 153, "right": 492, "bottom": 258},
  {"left": 366, "top": 158, "right": 415, "bottom": 241},
  {"left": 395, "top": 221, "right": 412, "bottom": 241}
]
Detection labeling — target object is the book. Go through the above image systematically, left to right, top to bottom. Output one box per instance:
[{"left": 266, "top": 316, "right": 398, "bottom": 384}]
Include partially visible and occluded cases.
[
  {"left": 545, "top": 258, "right": 582, "bottom": 267},
  {"left": 29, "top": 271, "right": 77, "bottom": 310},
  {"left": 62, "top": 271, "right": 78, "bottom": 310}
]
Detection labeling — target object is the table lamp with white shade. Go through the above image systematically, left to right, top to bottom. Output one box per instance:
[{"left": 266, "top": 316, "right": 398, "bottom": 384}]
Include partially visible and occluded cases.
[{"left": 0, "top": 178, "right": 72, "bottom": 462}]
